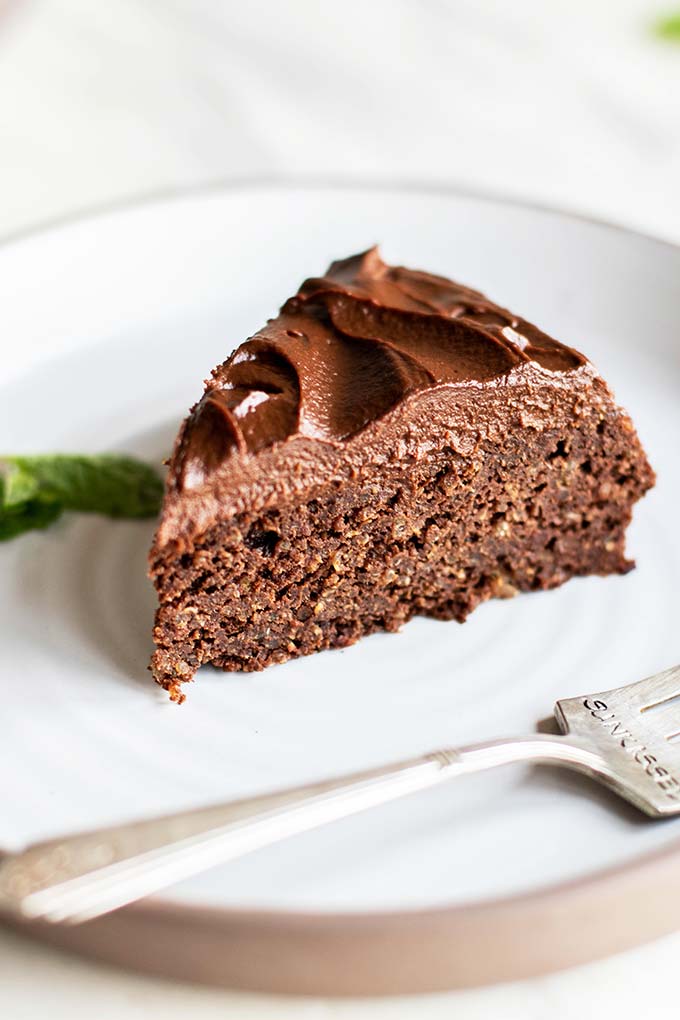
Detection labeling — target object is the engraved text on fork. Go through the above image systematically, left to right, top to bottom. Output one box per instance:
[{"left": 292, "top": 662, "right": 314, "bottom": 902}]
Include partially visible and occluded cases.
[{"left": 584, "top": 699, "right": 680, "bottom": 801}]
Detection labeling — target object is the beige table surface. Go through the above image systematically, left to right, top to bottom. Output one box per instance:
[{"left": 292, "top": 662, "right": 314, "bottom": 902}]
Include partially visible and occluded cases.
[{"left": 2, "top": 1, "right": 680, "bottom": 1016}]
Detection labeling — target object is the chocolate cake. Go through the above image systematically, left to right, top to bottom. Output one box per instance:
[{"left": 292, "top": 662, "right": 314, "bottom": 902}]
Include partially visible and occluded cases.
[{"left": 149, "top": 248, "right": 654, "bottom": 702}]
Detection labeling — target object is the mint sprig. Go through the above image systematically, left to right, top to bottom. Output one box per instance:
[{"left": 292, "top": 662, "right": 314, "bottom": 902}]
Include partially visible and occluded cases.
[
  {"left": 655, "top": 11, "right": 680, "bottom": 41},
  {"left": 0, "top": 454, "right": 164, "bottom": 541},
  {"left": 0, "top": 498, "right": 63, "bottom": 541}
]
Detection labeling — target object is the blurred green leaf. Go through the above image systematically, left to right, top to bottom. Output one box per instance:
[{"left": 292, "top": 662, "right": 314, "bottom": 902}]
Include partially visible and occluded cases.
[
  {"left": 655, "top": 11, "right": 680, "bottom": 41},
  {"left": 0, "top": 454, "right": 164, "bottom": 542},
  {"left": 0, "top": 498, "right": 63, "bottom": 541}
]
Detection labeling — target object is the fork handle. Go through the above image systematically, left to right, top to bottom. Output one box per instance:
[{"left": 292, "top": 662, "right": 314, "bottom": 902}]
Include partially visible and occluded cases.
[{"left": 0, "top": 734, "right": 606, "bottom": 925}]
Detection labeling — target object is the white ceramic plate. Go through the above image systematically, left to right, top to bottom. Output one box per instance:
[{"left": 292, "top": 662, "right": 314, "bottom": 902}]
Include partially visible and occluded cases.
[{"left": 2, "top": 183, "right": 680, "bottom": 993}]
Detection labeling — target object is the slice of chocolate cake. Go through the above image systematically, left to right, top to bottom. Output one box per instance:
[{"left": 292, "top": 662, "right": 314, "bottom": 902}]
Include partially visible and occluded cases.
[{"left": 149, "top": 248, "right": 654, "bottom": 702}]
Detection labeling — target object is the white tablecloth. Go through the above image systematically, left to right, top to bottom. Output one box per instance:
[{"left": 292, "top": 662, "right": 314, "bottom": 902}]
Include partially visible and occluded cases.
[{"left": 2, "top": 1, "right": 680, "bottom": 1016}]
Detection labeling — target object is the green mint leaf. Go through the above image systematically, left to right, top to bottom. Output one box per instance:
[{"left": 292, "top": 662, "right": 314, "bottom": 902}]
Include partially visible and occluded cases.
[
  {"left": 655, "top": 12, "right": 680, "bottom": 41},
  {"left": 0, "top": 454, "right": 164, "bottom": 542},
  {"left": 0, "top": 455, "right": 164, "bottom": 518},
  {"left": 0, "top": 459, "right": 40, "bottom": 507},
  {"left": 0, "top": 498, "right": 63, "bottom": 541}
]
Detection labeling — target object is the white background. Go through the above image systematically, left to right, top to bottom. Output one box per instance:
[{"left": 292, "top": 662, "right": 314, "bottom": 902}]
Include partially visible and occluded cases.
[{"left": 2, "top": 1, "right": 680, "bottom": 1017}]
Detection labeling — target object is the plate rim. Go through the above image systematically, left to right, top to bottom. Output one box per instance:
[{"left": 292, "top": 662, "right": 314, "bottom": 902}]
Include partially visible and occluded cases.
[
  {"left": 2, "top": 172, "right": 679, "bottom": 256},
  {"left": 5, "top": 179, "right": 680, "bottom": 993},
  {"left": 15, "top": 834, "right": 680, "bottom": 994}
]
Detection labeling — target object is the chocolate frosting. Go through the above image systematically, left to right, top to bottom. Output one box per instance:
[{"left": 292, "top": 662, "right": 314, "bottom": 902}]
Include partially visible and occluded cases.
[{"left": 172, "top": 248, "right": 587, "bottom": 498}]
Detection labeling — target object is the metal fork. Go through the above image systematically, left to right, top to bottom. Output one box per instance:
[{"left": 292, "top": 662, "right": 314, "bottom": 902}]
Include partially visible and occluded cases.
[{"left": 3, "top": 665, "right": 680, "bottom": 926}]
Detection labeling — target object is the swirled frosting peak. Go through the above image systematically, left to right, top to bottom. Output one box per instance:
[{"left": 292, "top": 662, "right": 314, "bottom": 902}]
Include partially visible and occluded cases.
[{"left": 173, "top": 248, "right": 587, "bottom": 493}]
